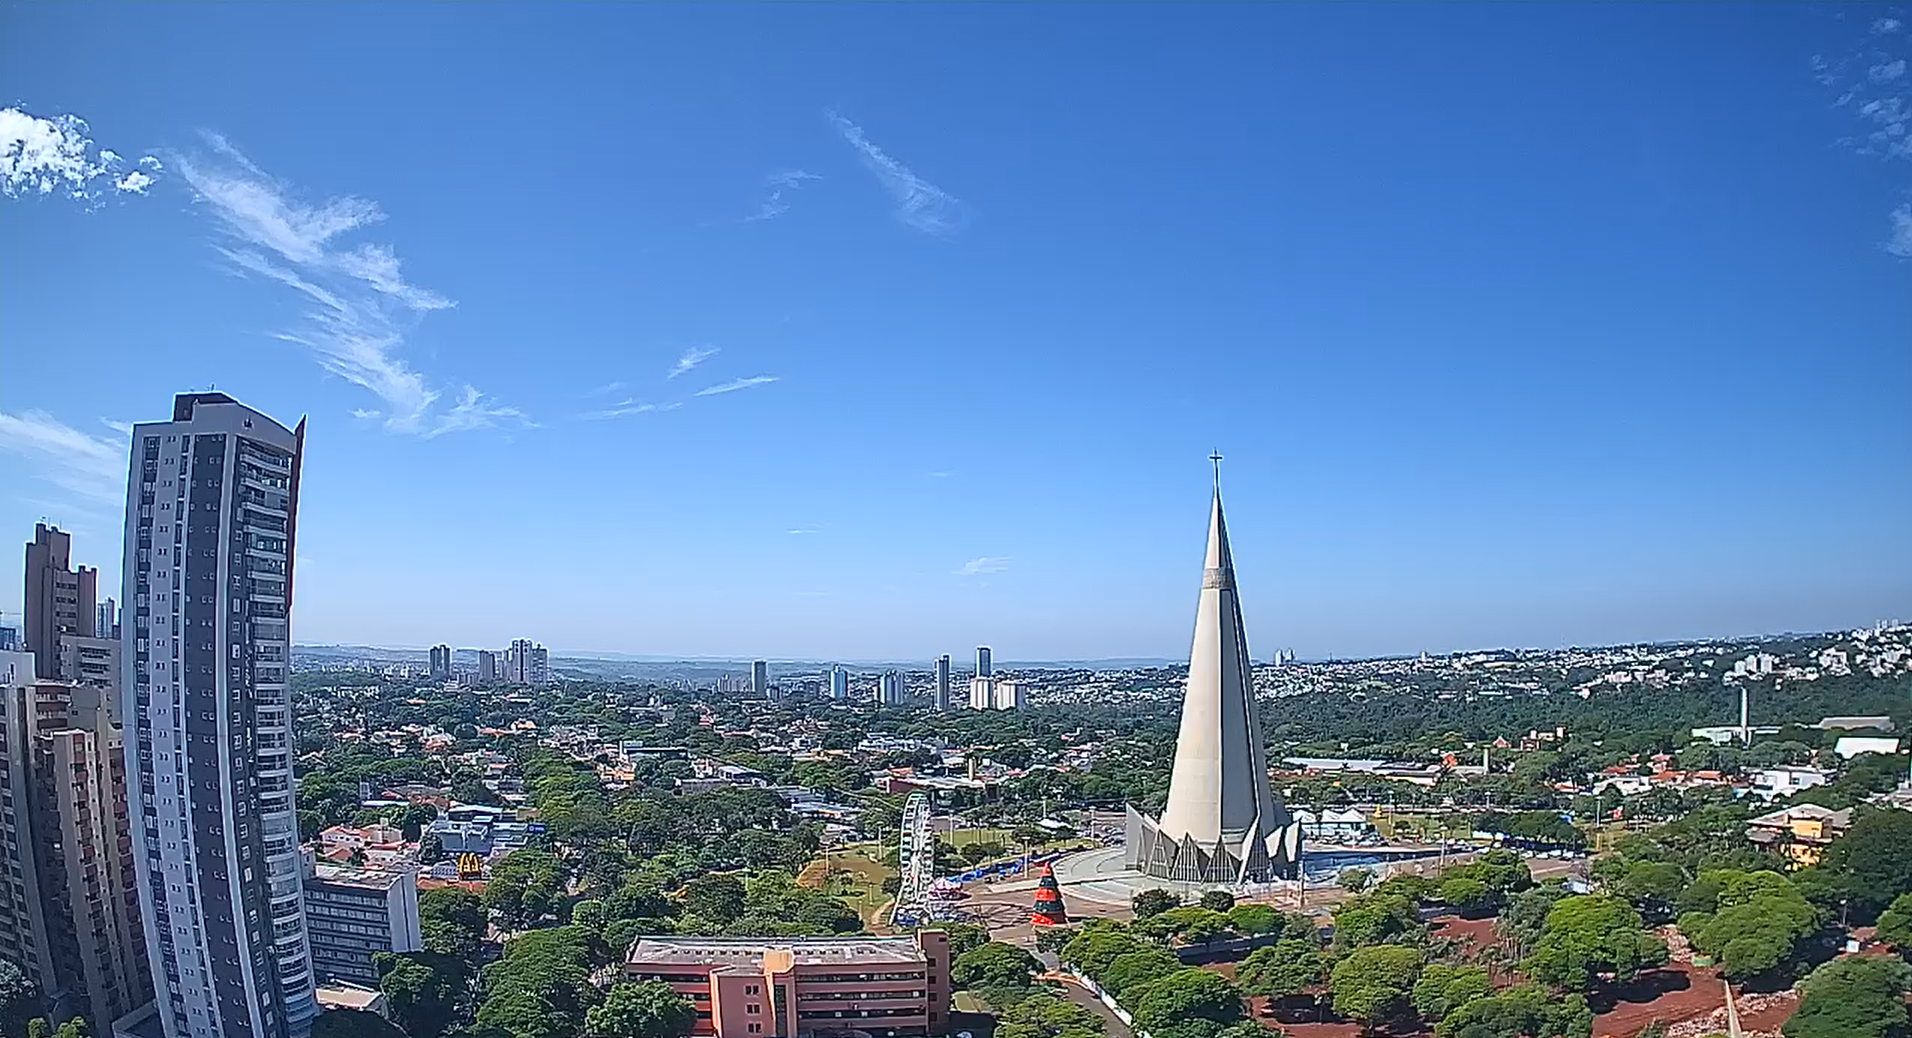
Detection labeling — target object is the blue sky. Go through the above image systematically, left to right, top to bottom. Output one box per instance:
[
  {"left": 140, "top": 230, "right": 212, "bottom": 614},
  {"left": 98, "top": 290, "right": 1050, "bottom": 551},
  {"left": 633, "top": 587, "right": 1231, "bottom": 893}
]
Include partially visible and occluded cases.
[{"left": 3, "top": 5, "right": 1908, "bottom": 662}]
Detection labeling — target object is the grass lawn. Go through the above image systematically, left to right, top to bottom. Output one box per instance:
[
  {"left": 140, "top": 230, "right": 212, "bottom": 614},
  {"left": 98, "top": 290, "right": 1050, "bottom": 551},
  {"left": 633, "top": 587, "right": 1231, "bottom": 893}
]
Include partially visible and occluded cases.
[{"left": 805, "top": 848, "right": 895, "bottom": 927}]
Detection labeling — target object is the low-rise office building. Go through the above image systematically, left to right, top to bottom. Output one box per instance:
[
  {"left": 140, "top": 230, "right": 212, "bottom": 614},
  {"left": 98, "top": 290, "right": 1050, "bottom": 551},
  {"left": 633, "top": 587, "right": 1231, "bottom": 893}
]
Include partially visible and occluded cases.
[
  {"left": 301, "top": 857, "right": 422, "bottom": 985},
  {"left": 625, "top": 932, "right": 951, "bottom": 1038}
]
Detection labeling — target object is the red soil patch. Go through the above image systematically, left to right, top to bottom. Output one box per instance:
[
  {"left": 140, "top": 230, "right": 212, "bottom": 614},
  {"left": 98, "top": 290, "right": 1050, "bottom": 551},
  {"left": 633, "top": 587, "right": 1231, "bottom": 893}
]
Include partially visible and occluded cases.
[{"left": 1588, "top": 963, "right": 1798, "bottom": 1038}]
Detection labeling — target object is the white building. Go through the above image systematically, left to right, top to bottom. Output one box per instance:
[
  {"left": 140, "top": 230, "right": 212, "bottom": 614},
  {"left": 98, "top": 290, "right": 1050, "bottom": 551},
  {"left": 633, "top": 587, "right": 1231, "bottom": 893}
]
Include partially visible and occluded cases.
[
  {"left": 122, "top": 393, "right": 317, "bottom": 1038},
  {"left": 828, "top": 666, "right": 849, "bottom": 700},
  {"left": 876, "top": 670, "right": 904, "bottom": 705},
  {"left": 968, "top": 676, "right": 995, "bottom": 710},
  {"left": 991, "top": 679, "right": 1028, "bottom": 710},
  {"left": 1834, "top": 736, "right": 1902, "bottom": 759},
  {"left": 1747, "top": 766, "right": 1830, "bottom": 801},
  {"left": 301, "top": 859, "right": 421, "bottom": 987}
]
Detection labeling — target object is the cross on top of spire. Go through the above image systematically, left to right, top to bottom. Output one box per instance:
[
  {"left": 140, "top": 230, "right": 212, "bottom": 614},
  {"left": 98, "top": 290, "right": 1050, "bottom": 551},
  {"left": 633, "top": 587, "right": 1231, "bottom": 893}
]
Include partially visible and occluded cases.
[{"left": 1210, "top": 451, "right": 1223, "bottom": 490}]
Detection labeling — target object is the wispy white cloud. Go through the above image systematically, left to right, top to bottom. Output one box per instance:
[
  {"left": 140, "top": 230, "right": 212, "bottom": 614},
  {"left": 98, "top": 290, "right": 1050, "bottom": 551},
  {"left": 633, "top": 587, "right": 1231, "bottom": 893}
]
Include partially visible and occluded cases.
[
  {"left": 1813, "top": 20, "right": 1912, "bottom": 254},
  {"left": 1, "top": 107, "right": 161, "bottom": 202},
  {"left": 827, "top": 112, "right": 967, "bottom": 236},
  {"left": 174, "top": 133, "right": 528, "bottom": 434},
  {"left": 745, "top": 170, "right": 821, "bottom": 222},
  {"left": 1889, "top": 204, "right": 1912, "bottom": 258},
  {"left": 668, "top": 346, "right": 720, "bottom": 380},
  {"left": 694, "top": 375, "right": 780, "bottom": 396},
  {"left": 592, "top": 380, "right": 628, "bottom": 396},
  {"left": 580, "top": 400, "right": 682, "bottom": 421},
  {"left": 0, "top": 410, "right": 127, "bottom": 506},
  {"left": 786, "top": 528, "right": 820, "bottom": 535},
  {"left": 955, "top": 556, "right": 1010, "bottom": 576}
]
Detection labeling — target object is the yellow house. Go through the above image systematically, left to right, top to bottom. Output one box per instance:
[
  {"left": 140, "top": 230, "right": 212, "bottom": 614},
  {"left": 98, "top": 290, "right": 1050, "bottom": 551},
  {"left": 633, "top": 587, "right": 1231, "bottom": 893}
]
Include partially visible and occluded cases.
[{"left": 1745, "top": 804, "right": 1852, "bottom": 868}]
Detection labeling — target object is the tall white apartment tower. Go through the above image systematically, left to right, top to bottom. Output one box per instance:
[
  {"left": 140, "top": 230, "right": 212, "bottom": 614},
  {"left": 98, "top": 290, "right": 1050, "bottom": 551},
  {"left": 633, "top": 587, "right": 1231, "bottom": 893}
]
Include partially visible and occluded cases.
[{"left": 122, "top": 393, "right": 317, "bottom": 1038}]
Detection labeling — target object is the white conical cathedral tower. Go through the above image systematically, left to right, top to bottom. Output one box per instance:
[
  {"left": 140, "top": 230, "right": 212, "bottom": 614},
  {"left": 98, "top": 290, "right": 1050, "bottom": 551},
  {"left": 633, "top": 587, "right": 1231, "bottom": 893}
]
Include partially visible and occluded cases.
[{"left": 1125, "top": 469, "right": 1302, "bottom": 884}]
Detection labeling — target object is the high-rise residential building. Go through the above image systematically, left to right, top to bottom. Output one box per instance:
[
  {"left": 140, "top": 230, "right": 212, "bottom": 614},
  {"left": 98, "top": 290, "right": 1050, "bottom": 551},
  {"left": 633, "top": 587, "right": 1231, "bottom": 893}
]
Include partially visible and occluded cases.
[
  {"left": 122, "top": 392, "right": 317, "bottom": 1038},
  {"left": 25, "top": 523, "right": 98, "bottom": 680},
  {"left": 96, "top": 598, "right": 120, "bottom": 640},
  {"left": 59, "top": 635, "right": 119, "bottom": 691},
  {"left": 503, "top": 639, "right": 549, "bottom": 685},
  {"left": 428, "top": 644, "right": 451, "bottom": 681},
  {"left": 975, "top": 646, "right": 992, "bottom": 679},
  {"left": 0, "top": 650, "right": 151, "bottom": 1033},
  {"left": 477, "top": 650, "right": 498, "bottom": 683},
  {"left": 934, "top": 656, "right": 951, "bottom": 713},
  {"left": 751, "top": 660, "right": 769, "bottom": 699},
  {"left": 828, "top": 666, "right": 849, "bottom": 700},
  {"left": 876, "top": 670, "right": 904, "bottom": 706},
  {"left": 967, "top": 676, "right": 995, "bottom": 711},
  {"left": 991, "top": 680, "right": 1028, "bottom": 711},
  {"left": 300, "top": 858, "right": 421, "bottom": 986}
]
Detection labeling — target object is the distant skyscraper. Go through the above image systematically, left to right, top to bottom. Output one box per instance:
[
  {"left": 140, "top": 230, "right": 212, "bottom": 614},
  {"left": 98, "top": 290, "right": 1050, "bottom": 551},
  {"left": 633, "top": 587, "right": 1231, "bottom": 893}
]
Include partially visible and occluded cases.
[
  {"left": 122, "top": 392, "right": 318, "bottom": 1037},
  {"left": 25, "top": 523, "right": 98, "bottom": 679},
  {"left": 96, "top": 597, "right": 120, "bottom": 639},
  {"left": 0, "top": 625, "right": 17, "bottom": 652},
  {"left": 503, "top": 638, "right": 548, "bottom": 684},
  {"left": 429, "top": 644, "right": 451, "bottom": 681},
  {"left": 975, "top": 646, "right": 992, "bottom": 678},
  {"left": 477, "top": 650, "right": 498, "bottom": 683},
  {"left": 0, "top": 651, "right": 151, "bottom": 1033},
  {"left": 935, "top": 655, "right": 951, "bottom": 712},
  {"left": 751, "top": 660, "right": 769, "bottom": 698},
  {"left": 828, "top": 666, "right": 849, "bottom": 700},
  {"left": 876, "top": 670, "right": 905, "bottom": 705},
  {"left": 968, "top": 676, "right": 995, "bottom": 711},
  {"left": 992, "top": 679, "right": 1028, "bottom": 711}
]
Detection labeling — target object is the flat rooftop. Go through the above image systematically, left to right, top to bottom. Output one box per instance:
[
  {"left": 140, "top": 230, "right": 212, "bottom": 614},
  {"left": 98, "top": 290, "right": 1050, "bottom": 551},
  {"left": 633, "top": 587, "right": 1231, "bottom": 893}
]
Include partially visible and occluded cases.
[
  {"left": 311, "top": 863, "right": 412, "bottom": 890},
  {"left": 629, "top": 936, "right": 926, "bottom": 968}
]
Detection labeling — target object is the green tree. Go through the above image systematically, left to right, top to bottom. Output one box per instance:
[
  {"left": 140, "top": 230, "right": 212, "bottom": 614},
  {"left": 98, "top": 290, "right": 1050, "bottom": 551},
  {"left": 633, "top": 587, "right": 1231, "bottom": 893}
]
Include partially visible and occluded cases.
[
  {"left": 1807, "top": 809, "right": 1912, "bottom": 922},
  {"left": 1338, "top": 868, "right": 1374, "bottom": 894},
  {"left": 1679, "top": 869, "right": 1821, "bottom": 981},
  {"left": 679, "top": 874, "right": 747, "bottom": 924},
  {"left": 1437, "top": 876, "right": 1493, "bottom": 916},
  {"left": 420, "top": 886, "right": 486, "bottom": 957},
  {"left": 1132, "top": 888, "right": 1179, "bottom": 919},
  {"left": 1199, "top": 890, "right": 1237, "bottom": 913},
  {"left": 1332, "top": 891, "right": 1424, "bottom": 954},
  {"left": 1875, "top": 892, "right": 1912, "bottom": 959},
  {"left": 1523, "top": 895, "right": 1667, "bottom": 991},
  {"left": 570, "top": 897, "right": 607, "bottom": 934},
  {"left": 1225, "top": 903, "right": 1282, "bottom": 935},
  {"left": 939, "top": 922, "right": 990, "bottom": 957},
  {"left": 1060, "top": 926, "right": 1147, "bottom": 982},
  {"left": 1235, "top": 939, "right": 1324, "bottom": 999},
  {"left": 951, "top": 942, "right": 1041, "bottom": 994},
  {"left": 1330, "top": 945, "right": 1422, "bottom": 1034},
  {"left": 1102, "top": 949, "right": 1184, "bottom": 999},
  {"left": 375, "top": 952, "right": 468, "bottom": 1038},
  {"left": 1782, "top": 955, "right": 1912, "bottom": 1038},
  {"left": 0, "top": 960, "right": 38, "bottom": 1038},
  {"left": 1410, "top": 964, "right": 1491, "bottom": 1023},
  {"left": 1125, "top": 968, "right": 1245, "bottom": 1038},
  {"left": 585, "top": 981, "right": 696, "bottom": 1038},
  {"left": 1434, "top": 983, "right": 1592, "bottom": 1038},
  {"left": 476, "top": 989, "right": 565, "bottom": 1038},
  {"left": 994, "top": 992, "right": 1106, "bottom": 1038},
  {"left": 313, "top": 1009, "right": 407, "bottom": 1038},
  {"left": 26, "top": 1019, "right": 88, "bottom": 1038}
]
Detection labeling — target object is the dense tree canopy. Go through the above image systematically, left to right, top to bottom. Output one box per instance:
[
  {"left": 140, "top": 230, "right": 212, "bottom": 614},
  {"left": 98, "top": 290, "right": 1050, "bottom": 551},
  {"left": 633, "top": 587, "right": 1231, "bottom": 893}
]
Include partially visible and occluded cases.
[
  {"left": 1523, "top": 895, "right": 1667, "bottom": 991},
  {"left": 1782, "top": 955, "right": 1912, "bottom": 1038},
  {"left": 584, "top": 981, "right": 696, "bottom": 1038}
]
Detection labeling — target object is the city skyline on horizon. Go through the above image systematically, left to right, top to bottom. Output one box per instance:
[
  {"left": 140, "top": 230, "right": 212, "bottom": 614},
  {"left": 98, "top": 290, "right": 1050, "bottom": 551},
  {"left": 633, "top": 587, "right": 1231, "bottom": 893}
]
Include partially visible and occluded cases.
[{"left": 4, "top": 5, "right": 1909, "bottom": 661}]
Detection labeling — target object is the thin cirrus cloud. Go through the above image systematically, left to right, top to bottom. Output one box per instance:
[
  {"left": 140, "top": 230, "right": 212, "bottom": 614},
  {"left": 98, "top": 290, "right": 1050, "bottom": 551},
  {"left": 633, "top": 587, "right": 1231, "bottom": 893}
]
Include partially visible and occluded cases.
[
  {"left": 1813, "top": 16, "right": 1912, "bottom": 256},
  {"left": 1, "top": 106, "right": 161, "bottom": 202},
  {"left": 827, "top": 112, "right": 968, "bottom": 237},
  {"left": 173, "top": 132, "right": 531, "bottom": 435},
  {"left": 744, "top": 170, "right": 821, "bottom": 222},
  {"left": 667, "top": 346, "right": 720, "bottom": 380},
  {"left": 694, "top": 376, "right": 780, "bottom": 397},
  {"left": 580, "top": 400, "right": 683, "bottom": 421},
  {"left": 0, "top": 410, "right": 129, "bottom": 508},
  {"left": 955, "top": 556, "right": 1010, "bottom": 576}
]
